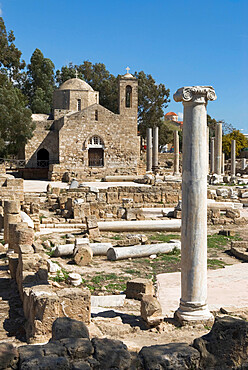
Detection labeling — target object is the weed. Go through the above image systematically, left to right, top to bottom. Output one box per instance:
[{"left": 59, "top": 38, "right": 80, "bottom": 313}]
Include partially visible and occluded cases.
[
  {"left": 207, "top": 233, "right": 242, "bottom": 250},
  {"left": 110, "top": 235, "right": 122, "bottom": 240},
  {"left": 207, "top": 258, "right": 227, "bottom": 269},
  {"left": 124, "top": 269, "right": 140, "bottom": 274}
]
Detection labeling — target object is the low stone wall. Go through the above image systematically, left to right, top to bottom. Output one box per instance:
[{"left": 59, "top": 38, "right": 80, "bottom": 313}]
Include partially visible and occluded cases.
[
  {"left": 48, "top": 163, "right": 139, "bottom": 182},
  {"left": 48, "top": 183, "right": 181, "bottom": 222},
  {"left": 6, "top": 210, "right": 91, "bottom": 343},
  {"left": 1, "top": 316, "right": 247, "bottom": 369}
]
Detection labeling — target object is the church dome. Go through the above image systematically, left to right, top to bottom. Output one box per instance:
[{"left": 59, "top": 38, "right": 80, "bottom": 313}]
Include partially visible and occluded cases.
[{"left": 59, "top": 78, "right": 94, "bottom": 91}]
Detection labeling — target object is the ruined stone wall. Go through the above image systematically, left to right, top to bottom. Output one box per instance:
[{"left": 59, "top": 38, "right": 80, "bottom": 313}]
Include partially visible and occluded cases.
[
  {"left": 25, "top": 120, "right": 59, "bottom": 167},
  {"left": 0, "top": 177, "right": 24, "bottom": 202},
  {"left": 47, "top": 183, "right": 181, "bottom": 221},
  {"left": 6, "top": 215, "right": 91, "bottom": 343}
]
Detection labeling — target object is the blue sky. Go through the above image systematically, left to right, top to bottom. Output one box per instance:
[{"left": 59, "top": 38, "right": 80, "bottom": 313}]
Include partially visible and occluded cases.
[{"left": 1, "top": 0, "right": 247, "bottom": 132}]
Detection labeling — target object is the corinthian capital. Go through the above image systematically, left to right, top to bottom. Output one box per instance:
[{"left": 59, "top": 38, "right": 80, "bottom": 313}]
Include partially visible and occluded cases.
[{"left": 173, "top": 86, "right": 217, "bottom": 104}]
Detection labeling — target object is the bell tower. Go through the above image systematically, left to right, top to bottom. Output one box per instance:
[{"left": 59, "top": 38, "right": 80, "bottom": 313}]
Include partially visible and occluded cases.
[{"left": 118, "top": 67, "right": 138, "bottom": 116}]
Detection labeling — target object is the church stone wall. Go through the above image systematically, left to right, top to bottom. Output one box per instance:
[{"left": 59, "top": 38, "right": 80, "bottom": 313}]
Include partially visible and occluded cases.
[
  {"left": 24, "top": 74, "right": 140, "bottom": 180},
  {"left": 25, "top": 121, "right": 59, "bottom": 168}
]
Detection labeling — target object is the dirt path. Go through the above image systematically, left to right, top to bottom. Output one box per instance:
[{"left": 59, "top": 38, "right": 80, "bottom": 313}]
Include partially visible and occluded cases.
[{"left": 0, "top": 246, "right": 26, "bottom": 344}]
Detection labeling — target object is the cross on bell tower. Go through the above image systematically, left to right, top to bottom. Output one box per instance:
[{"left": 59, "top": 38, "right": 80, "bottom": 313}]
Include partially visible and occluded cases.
[
  {"left": 126, "top": 66, "right": 130, "bottom": 74},
  {"left": 75, "top": 70, "right": 78, "bottom": 79}
]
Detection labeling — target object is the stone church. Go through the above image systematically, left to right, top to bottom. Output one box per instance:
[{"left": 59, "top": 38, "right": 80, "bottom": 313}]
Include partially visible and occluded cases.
[{"left": 23, "top": 71, "right": 140, "bottom": 180}]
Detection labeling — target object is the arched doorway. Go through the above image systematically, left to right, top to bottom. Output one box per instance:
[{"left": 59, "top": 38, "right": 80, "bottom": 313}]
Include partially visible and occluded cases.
[
  {"left": 88, "top": 136, "right": 104, "bottom": 167},
  {"left": 37, "top": 148, "right": 49, "bottom": 168}
]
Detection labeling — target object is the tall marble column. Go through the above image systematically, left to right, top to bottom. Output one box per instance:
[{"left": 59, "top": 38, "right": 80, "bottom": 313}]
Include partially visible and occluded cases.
[
  {"left": 174, "top": 86, "right": 216, "bottom": 322},
  {"left": 214, "top": 122, "right": 222, "bottom": 175},
  {"left": 152, "top": 126, "right": 159, "bottom": 172},
  {"left": 206, "top": 126, "right": 209, "bottom": 174},
  {"left": 146, "top": 128, "right": 152, "bottom": 172},
  {"left": 173, "top": 130, "right": 180, "bottom": 175},
  {"left": 210, "top": 137, "right": 215, "bottom": 174},
  {"left": 231, "top": 139, "right": 236, "bottom": 177},
  {"left": 221, "top": 153, "right": 225, "bottom": 175},
  {"left": 241, "top": 158, "right": 246, "bottom": 171}
]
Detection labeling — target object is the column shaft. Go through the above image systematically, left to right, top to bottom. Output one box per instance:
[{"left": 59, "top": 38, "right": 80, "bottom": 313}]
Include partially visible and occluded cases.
[
  {"left": 173, "top": 85, "right": 216, "bottom": 322},
  {"left": 214, "top": 123, "right": 222, "bottom": 175},
  {"left": 206, "top": 126, "right": 209, "bottom": 174},
  {"left": 152, "top": 127, "right": 159, "bottom": 172},
  {"left": 146, "top": 128, "right": 152, "bottom": 172},
  {"left": 173, "top": 130, "right": 180, "bottom": 175},
  {"left": 210, "top": 137, "right": 215, "bottom": 174},
  {"left": 231, "top": 140, "right": 236, "bottom": 177},
  {"left": 221, "top": 153, "right": 225, "bottom": 175}
]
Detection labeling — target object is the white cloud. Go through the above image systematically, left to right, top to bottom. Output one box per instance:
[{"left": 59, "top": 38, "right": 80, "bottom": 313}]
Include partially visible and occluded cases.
[
  {"left": 0, "top": 4, "right": 2, "bottom": 16},
  {"left": 178, "top": 112, "right": 183, "bottom": 121}
]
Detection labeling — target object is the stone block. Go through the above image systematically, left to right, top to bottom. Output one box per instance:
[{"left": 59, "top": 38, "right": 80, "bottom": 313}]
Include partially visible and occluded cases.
[
  {"left": 107, "top": 192, "right": 118, "bottom": 204},
  {"left": 86, "top": 193, "right": 96, "bottom": 202},
  {"left": 4, "top": 200, "right": 20, "bottom": 214},
  {"left": 4, "top": 213, "right": 21, "bottom": 243},
  {"left": 86, "top": 216, "right": 98, "bottom": 229},
  {"left": 88, "top": 228, "right": 100, "bottom": 239},
  {"left": 18, "top": 244, "right": 35, "bottom": 255},
  {"left": 74, "top": 246, "right": 93, "bottom": 266},
  {"left": 8, "top": 253, "right": 19, "bottom": 280},
  {"left": 126, "top": 278, "right": 154, "bottom": 300},
  {"left": 25, "top": 285, "right": 60, "bottom": 341},
  {"left": 57, "top": 288, "right": 91, "bottom": 325},
  {"left": 140, "top": 294, "right": 163, "bottom": 326},
  {"left": 193, "top": 316, "right": 248, "bottom": 369},
  {"left": 52, "top": 317, "right": 90, "bottom": 340},
  {"left": 92, "top": 338, "right": 131, "bottom": 370},
  {"left": 0, "top": 342, "right": 19, "bottom": 369},
  {"left": 139, "top": 343, "right": 200, "bottom": 370}
]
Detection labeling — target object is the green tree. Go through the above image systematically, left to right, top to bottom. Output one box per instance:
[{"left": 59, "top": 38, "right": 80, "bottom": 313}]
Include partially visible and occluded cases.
[
  {"left": 0, "top": 17, "right": 25, "bottom": 84},
  {"left": 25, "top": 48, "right": 55, "bottom": 114},
  {"left": 55, "top": 63, "right": 78, "bottom": 85},
  {"left": 135, "top": 71, "right": 170, "bottom": 138},
  {"left": 0, "top": 77, "right": 34, "bottom": 157},
  {"left": 207, "top": 114, "right": 235, "bottom": 137},
  {"left": 222, "top": 130, "right": 248, "bottom": 158}
]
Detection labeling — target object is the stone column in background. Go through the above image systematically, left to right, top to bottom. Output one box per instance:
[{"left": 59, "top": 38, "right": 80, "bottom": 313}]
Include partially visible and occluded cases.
[
  {"left": 174, "top": 85, "right": 216, "bottom": 322},
  {"left": 214, "top": 122, "right": 222, "bottom": 175},
  {"left": 152, "top": 126, "right": 159, "bottom": 172},
  {"left": 206, "top": 126, "right": 209, "bottom": 174},
  {"left": 146, "top": 128, "right": 153, "bottom": 172},
  {"left": 173, "top": 130, "right": 180, "bottom": 176},
  {"left": 210, "top": 137, "right": 215, "bottom": 174},
  {"left": 231, "top": 139, "right": 236, "bottom": 177},
  {"left": 221, "top": 153, "right": 225, "bottom": 175},
  {"left": 241, "top": 158, "right": 246, "bottom": 171}
]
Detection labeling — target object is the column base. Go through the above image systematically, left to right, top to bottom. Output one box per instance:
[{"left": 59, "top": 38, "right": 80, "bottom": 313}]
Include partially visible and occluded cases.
[
  {"left": 173, "top": 172, "right": 180, "bottom": 176},
  {"left": 175, "top": 299, "right": 213, "bottom": 324}
]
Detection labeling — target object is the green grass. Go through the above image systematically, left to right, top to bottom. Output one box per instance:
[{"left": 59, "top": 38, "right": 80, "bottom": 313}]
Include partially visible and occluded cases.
[
  {"left": 150, "top": 233, "right": 180, "bottom": 243},
  {"left": 207, "top": 233, "right": 242, "bottom": 250},
  {"left": 110, "top": 235, "right": 122, "bottom": 240},
  {"left": 207, "top": 258, "right": 228, "bottom": 269},
  {"left": 51, "top": 268, "right": 69, "bottom": 283},
  {"left": 124, "top": 269, "right": 141, "bottom": 275}
]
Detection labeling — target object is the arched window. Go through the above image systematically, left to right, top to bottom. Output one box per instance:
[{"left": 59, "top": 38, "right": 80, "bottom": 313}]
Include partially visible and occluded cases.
[
  {"left": 126, "top": 85, "right": 132, "bottom": 108},
  {"left": 77, "top": 99, "right": 81, "bottom": 111},
  {"left": 95, "top": 110, "right": 98, "bottom": 121},
  {"left": 88, "top": 136, "right": 104, "bottom": 167},
  {"left": 89, "top": 136, "right": 104, "bottom": 146},
  {"left": 37, "top": 148, "right": 49, "bottom": 168}
]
